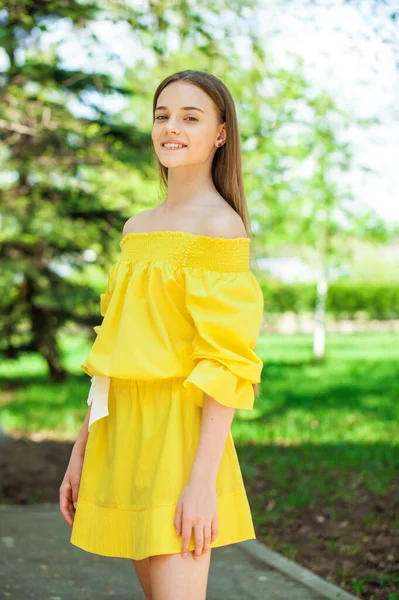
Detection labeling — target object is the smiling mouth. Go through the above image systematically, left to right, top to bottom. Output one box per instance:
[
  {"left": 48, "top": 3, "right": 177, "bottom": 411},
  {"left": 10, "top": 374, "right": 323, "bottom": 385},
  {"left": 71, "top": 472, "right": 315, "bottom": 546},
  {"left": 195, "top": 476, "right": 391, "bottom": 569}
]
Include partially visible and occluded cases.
[{"left": 162, "top": 143, "right": 188, "bottom": 149}]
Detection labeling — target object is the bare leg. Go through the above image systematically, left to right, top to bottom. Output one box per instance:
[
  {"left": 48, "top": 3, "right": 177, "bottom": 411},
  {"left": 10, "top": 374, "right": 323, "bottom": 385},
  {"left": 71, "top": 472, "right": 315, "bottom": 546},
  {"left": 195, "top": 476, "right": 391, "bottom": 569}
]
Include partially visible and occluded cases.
[
  {"left": 149, "top": 549, "right": 212, "bottom": 600},
  {"left": 132, "top": 557, "right": 153, "bottom": 600}
]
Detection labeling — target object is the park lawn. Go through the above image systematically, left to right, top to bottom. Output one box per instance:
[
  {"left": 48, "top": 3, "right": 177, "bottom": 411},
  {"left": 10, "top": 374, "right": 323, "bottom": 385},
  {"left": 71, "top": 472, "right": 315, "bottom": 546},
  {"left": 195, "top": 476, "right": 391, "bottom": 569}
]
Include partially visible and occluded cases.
[
  {"left": 0, "top": 331, "right": 398, "bottom": 599},
  {"left": 237, "top": 332, "right": 399, "bottom": 600}
]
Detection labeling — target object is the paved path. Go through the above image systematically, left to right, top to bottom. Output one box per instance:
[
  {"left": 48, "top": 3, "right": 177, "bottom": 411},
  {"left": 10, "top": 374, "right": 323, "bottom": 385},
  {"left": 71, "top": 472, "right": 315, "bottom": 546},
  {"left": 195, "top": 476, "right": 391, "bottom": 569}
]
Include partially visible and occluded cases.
[{"left": 0, "top": 504, "right": 357, "bottom": 600}]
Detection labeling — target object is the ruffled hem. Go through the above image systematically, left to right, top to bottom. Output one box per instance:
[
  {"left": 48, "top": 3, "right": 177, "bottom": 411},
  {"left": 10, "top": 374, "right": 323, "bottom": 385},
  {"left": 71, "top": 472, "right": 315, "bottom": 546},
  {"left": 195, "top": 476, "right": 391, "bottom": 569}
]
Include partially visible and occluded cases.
[
  {"left": 183, "top": 358, "right": 256, "bottom": 410},
  {"left": 70, "top": 492, "right": 255, "bottom": 560}
]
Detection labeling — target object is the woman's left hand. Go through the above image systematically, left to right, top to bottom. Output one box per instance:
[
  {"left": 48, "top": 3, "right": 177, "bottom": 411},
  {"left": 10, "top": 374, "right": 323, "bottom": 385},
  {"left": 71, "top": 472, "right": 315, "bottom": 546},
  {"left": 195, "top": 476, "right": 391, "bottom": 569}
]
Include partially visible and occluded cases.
[{"left": 174, "top": 479, "right": 218, "bottom": 560}]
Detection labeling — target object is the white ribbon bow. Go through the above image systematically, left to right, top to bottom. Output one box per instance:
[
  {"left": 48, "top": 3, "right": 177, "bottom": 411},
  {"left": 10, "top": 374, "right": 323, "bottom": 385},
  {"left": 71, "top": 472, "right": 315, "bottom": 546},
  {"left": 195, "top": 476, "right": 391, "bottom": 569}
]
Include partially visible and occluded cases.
[{"left": 87, "top": 375, "right": 111, "bottom": 432}]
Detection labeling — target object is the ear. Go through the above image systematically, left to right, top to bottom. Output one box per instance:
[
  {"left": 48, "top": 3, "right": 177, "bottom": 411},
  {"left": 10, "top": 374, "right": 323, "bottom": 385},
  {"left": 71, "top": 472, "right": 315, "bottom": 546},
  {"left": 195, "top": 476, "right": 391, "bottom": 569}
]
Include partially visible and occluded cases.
[{"left": 216, "top": 122, "right": 226, "bottom": 147}]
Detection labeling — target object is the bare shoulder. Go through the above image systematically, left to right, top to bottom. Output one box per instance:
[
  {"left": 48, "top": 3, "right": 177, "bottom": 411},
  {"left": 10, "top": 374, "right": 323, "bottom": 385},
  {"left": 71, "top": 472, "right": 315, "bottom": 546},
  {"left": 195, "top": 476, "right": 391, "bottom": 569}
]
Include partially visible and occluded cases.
[
  {"left": 201, "top": 208, "right": 248, "bottom": 240},
  {"left": 122, "top": 209, "right": 154, "bottom": 237}
]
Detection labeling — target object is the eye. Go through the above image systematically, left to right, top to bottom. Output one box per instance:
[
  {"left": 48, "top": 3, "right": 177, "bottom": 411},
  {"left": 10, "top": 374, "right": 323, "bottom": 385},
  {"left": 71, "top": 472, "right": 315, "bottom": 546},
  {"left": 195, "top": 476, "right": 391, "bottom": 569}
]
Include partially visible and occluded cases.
[{"left": 155, "top": 115, "right": 198, "bottom": 122}]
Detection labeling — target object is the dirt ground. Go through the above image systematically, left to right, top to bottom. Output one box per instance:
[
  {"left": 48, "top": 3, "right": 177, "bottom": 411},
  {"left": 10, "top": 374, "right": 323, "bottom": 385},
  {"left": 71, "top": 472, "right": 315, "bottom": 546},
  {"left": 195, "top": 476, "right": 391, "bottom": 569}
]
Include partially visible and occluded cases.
[
  {"left": 1, "top": 435, "right": 398, "bottom": 600},
  {"left": 253, "top": 484, "right": 399, "bottom": 600}
]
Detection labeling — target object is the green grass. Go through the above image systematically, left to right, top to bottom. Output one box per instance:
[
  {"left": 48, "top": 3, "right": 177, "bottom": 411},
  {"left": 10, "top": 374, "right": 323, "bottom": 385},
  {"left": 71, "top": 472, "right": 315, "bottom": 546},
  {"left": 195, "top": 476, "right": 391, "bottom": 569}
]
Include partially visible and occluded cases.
[
  {"left": 1, "top": 331, "right": 398, "bottom": 493},
  {"left": 2, "top": 331, "right": 397, "bottom": 597},
  {"left": 237, "top": 331, "right": 398, "bottom": 445},
  {"left": 0, "top": 332, "right": 93, "bottom": 440},
  {"left": 232, "top": 332, "right": 399, "bottom": 515}
]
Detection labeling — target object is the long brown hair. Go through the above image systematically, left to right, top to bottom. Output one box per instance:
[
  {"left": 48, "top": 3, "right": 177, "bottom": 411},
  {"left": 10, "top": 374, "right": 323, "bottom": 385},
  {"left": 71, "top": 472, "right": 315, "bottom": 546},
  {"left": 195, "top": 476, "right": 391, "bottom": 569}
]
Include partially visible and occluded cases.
[{"left": 152, "top": 70, "right": 261, "bottom": 400}]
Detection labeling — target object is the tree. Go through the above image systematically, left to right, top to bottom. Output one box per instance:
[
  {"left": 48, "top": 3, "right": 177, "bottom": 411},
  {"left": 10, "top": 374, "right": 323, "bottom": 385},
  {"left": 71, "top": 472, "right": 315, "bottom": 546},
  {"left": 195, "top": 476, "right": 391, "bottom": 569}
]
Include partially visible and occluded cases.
[
  {"left": 0, "top": 0, "right": 250, "bottom": 380},
  {"left": 239, "top": 51, "right": 390, "bottom": 360}
]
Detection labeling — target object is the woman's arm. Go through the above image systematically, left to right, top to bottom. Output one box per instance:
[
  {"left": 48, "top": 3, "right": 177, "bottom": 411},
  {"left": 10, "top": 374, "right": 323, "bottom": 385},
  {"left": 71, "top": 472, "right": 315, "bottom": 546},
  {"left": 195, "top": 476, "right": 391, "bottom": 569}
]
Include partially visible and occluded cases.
[
  {"left": 174, "top": 394, "right": 235, "bottom": 560},
  {"left": 189, "top": 394, "right": 235, "bottom": 485},
  {"left": 59, "top": 403, "right": 92, "bottom": 526},
  {"left": 72, "top": 403, "right": 92, "bottom": 456}
]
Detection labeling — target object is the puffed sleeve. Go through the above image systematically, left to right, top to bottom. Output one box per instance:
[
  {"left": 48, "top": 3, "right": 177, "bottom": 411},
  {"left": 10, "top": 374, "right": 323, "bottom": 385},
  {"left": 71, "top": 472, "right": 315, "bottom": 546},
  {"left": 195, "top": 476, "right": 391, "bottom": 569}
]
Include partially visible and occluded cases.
[
  {"left": 93, "top": 262, "right": 119, "bottom": 334},
  {"left": 182, "top": 268, "right": 264, "bottom": 410}
]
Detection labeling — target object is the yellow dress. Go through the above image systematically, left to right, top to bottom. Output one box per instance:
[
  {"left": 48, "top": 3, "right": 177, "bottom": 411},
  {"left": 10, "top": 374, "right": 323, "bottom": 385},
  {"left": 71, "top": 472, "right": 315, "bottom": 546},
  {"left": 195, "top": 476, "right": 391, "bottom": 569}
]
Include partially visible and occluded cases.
[{"left": 70, "top": 230, "right": 264, "bottom": 560}]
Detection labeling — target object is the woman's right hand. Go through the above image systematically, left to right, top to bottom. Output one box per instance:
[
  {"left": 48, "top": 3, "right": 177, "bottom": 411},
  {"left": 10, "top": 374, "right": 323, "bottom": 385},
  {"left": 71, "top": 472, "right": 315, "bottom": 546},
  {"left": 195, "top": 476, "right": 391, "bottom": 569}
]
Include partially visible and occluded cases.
[{"left": 59, "top": 444, "right": 85, "bottom": 527}]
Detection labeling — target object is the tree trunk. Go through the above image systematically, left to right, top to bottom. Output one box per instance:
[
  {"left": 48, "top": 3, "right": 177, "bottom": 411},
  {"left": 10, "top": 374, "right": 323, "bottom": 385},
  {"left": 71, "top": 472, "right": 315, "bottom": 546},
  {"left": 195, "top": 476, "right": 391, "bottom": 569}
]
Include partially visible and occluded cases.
[
  {"left": 313, "top": 269, "right": 328, "bottom": 361},
  {"left": 26, "top": 277, "right": 67, "bottom": 383}
]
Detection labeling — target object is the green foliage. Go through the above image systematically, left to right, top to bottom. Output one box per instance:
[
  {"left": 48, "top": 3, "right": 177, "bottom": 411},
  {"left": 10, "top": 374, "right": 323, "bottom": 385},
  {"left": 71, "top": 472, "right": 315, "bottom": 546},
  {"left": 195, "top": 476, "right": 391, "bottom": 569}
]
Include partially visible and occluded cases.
[
  {"left": 0, "top": 0, "right": 256, "bottom": 378},
  {"left": 1, "top": 0, "right": 394, "bottom": 382},
  {"left": 258, "top": 280, "right": 399, "bottom": 319}
]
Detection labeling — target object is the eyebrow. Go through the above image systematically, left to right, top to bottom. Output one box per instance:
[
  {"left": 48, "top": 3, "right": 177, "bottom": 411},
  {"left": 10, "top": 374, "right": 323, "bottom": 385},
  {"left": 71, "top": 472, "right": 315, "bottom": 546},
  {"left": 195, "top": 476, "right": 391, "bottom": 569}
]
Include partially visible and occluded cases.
[{"left": 155, "top": 105, "right": 205, "bottom": 114}]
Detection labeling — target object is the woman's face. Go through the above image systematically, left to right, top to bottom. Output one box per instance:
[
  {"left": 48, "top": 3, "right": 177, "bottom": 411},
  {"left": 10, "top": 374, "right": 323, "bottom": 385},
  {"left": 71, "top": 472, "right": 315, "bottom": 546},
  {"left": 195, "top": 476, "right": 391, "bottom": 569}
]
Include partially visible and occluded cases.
[{"left": 152, "top": 81, "right": 225, "bottom": 168}]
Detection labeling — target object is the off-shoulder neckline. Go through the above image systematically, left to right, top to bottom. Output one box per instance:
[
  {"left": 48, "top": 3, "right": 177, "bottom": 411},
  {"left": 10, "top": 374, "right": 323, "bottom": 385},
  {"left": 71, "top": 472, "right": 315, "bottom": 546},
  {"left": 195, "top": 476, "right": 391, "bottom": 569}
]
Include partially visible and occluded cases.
[{"left": 119, "top": 229, "right": 251, "bottom": 246}]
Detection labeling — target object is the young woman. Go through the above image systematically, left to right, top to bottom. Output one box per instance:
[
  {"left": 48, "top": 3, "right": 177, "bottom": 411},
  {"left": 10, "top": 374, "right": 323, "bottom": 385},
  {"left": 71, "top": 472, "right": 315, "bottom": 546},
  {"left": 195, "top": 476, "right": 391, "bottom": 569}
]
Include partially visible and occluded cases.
[{"left": 60, "top": 69, "right": 264, "bottom": 600}]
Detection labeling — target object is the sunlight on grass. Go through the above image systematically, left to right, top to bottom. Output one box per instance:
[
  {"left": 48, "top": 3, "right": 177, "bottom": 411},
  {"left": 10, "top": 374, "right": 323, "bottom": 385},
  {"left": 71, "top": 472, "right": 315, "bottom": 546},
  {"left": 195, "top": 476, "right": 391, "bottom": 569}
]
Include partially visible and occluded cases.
[
  {"left": 1, "top": 331, "right": 398, "bottom": 491},
  {"left": 241, "top": 334, "right": 398, "bottom": 438}
]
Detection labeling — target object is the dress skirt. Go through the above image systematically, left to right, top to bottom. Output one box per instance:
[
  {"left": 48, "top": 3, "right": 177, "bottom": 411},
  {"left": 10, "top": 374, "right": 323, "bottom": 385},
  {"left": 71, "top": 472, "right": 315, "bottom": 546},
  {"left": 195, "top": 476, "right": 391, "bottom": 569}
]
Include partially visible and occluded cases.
[{"left": 70, "top": 376, "right": 256, "bottom": 560}]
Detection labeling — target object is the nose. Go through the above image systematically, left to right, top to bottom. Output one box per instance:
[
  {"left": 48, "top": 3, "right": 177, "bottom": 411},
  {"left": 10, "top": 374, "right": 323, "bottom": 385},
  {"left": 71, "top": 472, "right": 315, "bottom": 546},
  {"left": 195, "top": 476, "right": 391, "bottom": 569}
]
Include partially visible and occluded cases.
[{"left": 164, "top": 117, "right": 180, "bottom": 134}]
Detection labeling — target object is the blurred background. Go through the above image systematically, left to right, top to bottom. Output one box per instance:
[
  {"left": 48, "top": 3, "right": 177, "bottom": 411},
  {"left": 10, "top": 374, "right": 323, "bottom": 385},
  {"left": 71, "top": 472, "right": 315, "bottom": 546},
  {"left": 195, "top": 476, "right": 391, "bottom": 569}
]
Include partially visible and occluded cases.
[{"left": 0, "top": 1, "right": 398, "bottom": 598}]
